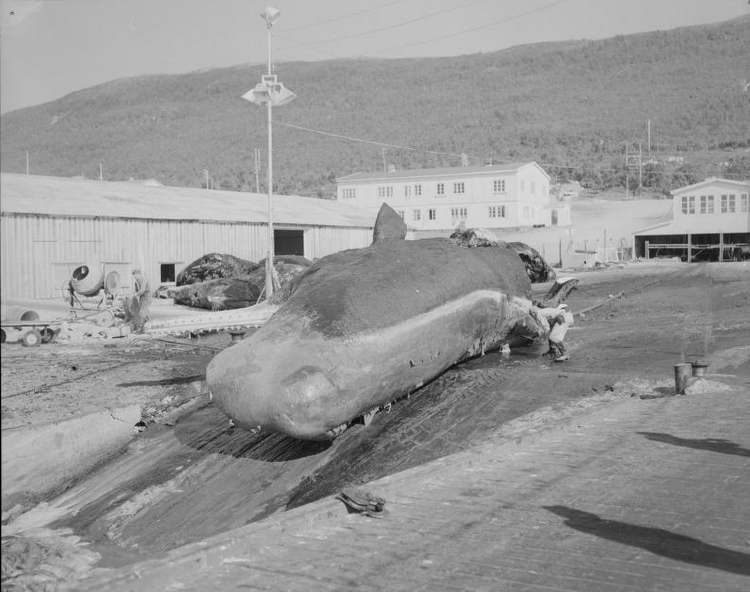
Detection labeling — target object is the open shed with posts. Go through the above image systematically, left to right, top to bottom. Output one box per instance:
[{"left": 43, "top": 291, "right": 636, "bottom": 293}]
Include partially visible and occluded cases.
[{"left": 633, "top": 178, "right": 749, "bottom": 262}]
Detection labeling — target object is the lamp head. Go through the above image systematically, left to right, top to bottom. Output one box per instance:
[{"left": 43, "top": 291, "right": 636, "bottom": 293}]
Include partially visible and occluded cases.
[{"left": 261, "top": 6, "right": 280, "bottom": 28}]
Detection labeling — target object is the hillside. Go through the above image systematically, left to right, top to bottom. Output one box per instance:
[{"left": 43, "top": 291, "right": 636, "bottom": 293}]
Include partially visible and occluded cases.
[{"left": 1, "top": 16, "right": 749, "bottom": 196}]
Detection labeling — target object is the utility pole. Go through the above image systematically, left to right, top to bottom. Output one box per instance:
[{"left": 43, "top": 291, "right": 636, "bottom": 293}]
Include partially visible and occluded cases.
[
  {"left": 647, "top": 120, "right": 651, "bottom": 154},
  {"left": 624, "top": 142, "right": 642, "bottom": 199},
  {"left": 638, "top": 143, "right": 643, "bottom": 196},
  {"left": 625, "top": 144, "right": 629, "bottom": 200},
  {"left": 254, "top": 148, "right": 261, "bottom": 193},
  {"left": 381, "top": 148, "right": 387, "bottom": 173},
  {"left": 99, "top": 162, "right": 103, "bottom": 181}
]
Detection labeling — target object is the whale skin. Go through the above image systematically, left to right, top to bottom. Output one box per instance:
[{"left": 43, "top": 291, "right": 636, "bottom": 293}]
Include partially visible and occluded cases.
[{"left": 206, "top": 238, "right": 545, "bottom": 440}]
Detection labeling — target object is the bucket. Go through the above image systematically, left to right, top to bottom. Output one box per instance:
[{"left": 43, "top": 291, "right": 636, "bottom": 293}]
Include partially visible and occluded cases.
[
  {"left": 2, "top": 307, "right": 40, "bottom": 323},
  {"left": 691, "top": 361, "right": 709, "bottom": 378},
  {"left": 673, "top": 363, "right": 692, "bottom": 394}
]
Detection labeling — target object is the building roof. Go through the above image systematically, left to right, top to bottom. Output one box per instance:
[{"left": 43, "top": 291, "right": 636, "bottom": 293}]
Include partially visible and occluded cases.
[
  {"left": 337, "top": 162, "right": 548, "bottom": 183},
  {"left": 0, "top": 173, "right": 375, "bottom": 228},
  {"left": 670, "top": 177, "right": 750, "bottom": 195}
]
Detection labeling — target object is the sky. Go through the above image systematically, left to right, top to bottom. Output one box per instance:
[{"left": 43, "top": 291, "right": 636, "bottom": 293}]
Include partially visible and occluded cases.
[{"left": 1, "top": 0, "right": 748, "bottom": 114}]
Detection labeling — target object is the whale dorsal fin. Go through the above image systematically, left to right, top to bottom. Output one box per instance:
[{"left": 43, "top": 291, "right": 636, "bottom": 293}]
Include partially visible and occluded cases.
[{"left": 372, "top": 203, "right": 407, "bottom": 244}]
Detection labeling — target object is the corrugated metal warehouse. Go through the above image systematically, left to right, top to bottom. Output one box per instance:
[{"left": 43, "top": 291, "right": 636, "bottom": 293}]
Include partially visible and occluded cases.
[{"left": 1, "top": 173, "right": 376, "bottom": 300}]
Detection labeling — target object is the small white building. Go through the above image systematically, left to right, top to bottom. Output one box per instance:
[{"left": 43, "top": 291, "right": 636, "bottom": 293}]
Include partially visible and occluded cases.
[
  {"left": 336, "top": 162, "right": 570, "bottom": 232},
  {"left": 1, "top": 173, "right": 375, "bottom": 300},
  {"left": 633, "top": 177, "right": 750, "bottom": 261}
]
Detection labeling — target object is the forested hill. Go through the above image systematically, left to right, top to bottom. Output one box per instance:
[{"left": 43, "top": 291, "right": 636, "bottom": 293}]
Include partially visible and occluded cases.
[{"left": 2, "top": 15, "right": 749, "bottom": 196}]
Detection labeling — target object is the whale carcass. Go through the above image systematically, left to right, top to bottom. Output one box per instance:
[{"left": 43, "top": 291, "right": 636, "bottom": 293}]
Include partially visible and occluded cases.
[{"left": 206, "top": 236, "right": 555, "bottom": 440}]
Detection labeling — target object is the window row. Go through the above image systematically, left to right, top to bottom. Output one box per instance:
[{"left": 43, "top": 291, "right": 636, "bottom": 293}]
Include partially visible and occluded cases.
[
  {"left": 343, "top": 177, "right": 517, "bottom": 200},
  {"left": 681, "top": 194, "right": 750, "bottom": 214},
  {"left": 396, "top": 206, "right": 508, "bottom": 222}
]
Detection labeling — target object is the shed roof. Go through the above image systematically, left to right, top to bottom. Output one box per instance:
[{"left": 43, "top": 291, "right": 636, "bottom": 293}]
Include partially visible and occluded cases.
[
  {"left": 337, "top": 162, "right": 548, "bottom": 183},
  {"left": 0, "top": 173, "right": 375, "bottom": 228},
  {"left": 670, "top": 177, "right": 749, "bottom": 196}
]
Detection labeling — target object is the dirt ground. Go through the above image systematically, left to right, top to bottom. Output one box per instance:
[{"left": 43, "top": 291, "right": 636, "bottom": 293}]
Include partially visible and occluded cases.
[{"left": 2, "top": 260, "right": 749, "bottom": 591}]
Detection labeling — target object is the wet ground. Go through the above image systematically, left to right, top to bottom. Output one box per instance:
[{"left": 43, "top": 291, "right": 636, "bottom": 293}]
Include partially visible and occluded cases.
[{"left": 2, "top": 261, "right": 749, "bottom": 586}]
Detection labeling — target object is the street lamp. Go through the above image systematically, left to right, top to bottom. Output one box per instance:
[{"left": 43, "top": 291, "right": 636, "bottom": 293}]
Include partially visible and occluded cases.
[{"left": 242, "top": 6, "right": 296, "bottom": 299}]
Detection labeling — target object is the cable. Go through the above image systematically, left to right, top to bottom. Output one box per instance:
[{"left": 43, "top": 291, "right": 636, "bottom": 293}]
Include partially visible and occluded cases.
[
  {"left": 277, "top": 0, "right": 494, "bottom": 51},
  {"left": 282, "top": 0, "right": 405, "bottom": 33},
  {"left": 362, "top": 0, "right": 571, "bottom": 57}
]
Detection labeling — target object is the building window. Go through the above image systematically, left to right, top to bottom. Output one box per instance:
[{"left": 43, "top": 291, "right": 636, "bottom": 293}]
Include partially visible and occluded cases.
[
  {"left": 493, "top": 179, "right": 505, "bottom": 193},
  {"left": 530, "top": 181, "right": 536, "bottom": 194},
  {"left": 453, "top": 182, "right": 465, "bottom": 194},
  {"left": 436, "top": 183, "right": 445, "bottom": 196},
  {"left": 415, "top": 184, "right": 422, "bottom": 196},
  {"left": 404, "top": 185, "right": 411, "bottom": 197},
  {"left": 378, "top": 186, "right": 393, "bottom": 198},
  {"left": 342, "top": 188, "right": 355, "bottom": 199},
  {"left": 720, "top": 194, "right": 737, "bottom": 213},
  {"left": 741, "top": 194, "right": 749, "bottom": 213},
  {"left": 682, "top": 195, "right": 696, "bottom": 214},
  {"left": 706, "top": 195, "right": 715, "bottom": 214},
  {"left": 488, "top": 205, "right": 506, "bottom": 218},
  {"left": 450, "top": 207, "right": 467, "bottom": 222},
  {"left": 428, "top": 208, "right": 437, "bottom": 220},
  {"left": 412, "top": 209, "right": 421, "bottom": 221},
  {"left": 397, "top": 210, "right": 405, "bottom": 219}
]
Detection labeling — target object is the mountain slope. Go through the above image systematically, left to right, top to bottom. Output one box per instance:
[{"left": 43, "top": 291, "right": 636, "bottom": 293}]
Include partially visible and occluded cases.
[{"left": 2, "top": 16, "right": 749, "bottom": 195}]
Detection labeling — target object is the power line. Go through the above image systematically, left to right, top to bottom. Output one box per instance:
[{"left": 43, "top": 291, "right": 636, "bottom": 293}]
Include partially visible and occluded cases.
[
  {"left": 277, "top": 0, "right": 494, "bottom": 52},
  {"left": 277, "top": 0, "right": 570, "bottom": 59},
  {"left": 282, "top": 0, "right": 404, "bottom": 33},
  {"left": 273, "top": 119, "right": 750, "bottom": 181}
]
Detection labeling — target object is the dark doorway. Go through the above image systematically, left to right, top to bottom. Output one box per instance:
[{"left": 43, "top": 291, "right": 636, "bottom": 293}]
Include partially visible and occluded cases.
[
  {"left": 274, "top": 229, "right": 305, "bottom": 256},
  {"left": 160, "top": 263, "right": 176, "bottom": 283}
]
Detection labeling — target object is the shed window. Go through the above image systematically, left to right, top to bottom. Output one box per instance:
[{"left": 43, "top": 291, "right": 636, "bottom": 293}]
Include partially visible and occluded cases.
[
  {"left": 721, "top": 195, "right": 736, "bottom": 213},
  {"left": 682, "top": 196, "right": 695, "bottom": 214}
]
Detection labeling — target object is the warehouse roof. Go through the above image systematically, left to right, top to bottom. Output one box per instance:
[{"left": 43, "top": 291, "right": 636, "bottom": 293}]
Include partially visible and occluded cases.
[{"left": 0, "top": 173, "right": 375, "bottom": 228}]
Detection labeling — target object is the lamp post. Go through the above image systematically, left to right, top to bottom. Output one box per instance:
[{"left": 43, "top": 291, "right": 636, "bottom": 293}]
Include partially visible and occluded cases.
[{"left": 242, "top": 6, "right": 296, "bottom": 299}]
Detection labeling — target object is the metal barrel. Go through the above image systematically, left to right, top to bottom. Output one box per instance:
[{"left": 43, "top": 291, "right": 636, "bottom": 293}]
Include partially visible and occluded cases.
[
  {"left": 70, "top": 264, "right": 104, "bottom": 297},
  {"left": 2, "top": 307, "right": 40, "bottom": 322},
  {"left": 674, "top": 363, "right": 693, "bottom": 394}
]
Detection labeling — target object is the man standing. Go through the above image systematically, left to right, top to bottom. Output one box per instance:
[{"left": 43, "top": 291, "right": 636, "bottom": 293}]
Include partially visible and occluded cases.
[{"left": 129, "top": 268, "right": 151, "bottom": 333}]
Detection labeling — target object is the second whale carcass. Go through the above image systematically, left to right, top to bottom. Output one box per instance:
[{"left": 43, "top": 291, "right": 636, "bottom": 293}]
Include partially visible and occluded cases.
[{"left": 206, "top": 237, "right": 552, "bottom": 440}]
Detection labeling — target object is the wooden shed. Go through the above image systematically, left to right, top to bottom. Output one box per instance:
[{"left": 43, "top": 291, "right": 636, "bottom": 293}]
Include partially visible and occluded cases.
[{"left": 1, "top": 173, "right": 375, "bottom": 300}]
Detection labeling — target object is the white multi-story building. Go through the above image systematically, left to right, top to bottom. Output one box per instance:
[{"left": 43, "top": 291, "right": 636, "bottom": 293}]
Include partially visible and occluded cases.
[
  {"left": 336, "top": 162, "right": 570, "bottom": 232},
  {"left": 633, "top": 177, "right": 750, "bottom": 261}
]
